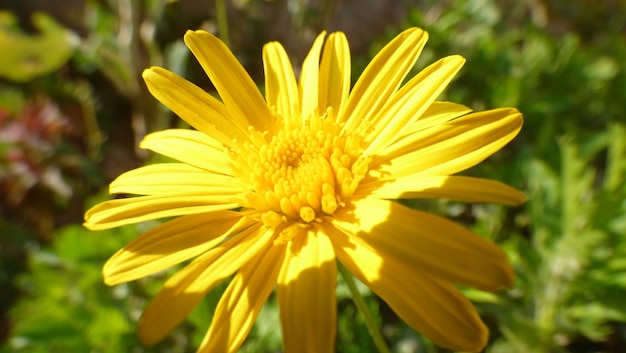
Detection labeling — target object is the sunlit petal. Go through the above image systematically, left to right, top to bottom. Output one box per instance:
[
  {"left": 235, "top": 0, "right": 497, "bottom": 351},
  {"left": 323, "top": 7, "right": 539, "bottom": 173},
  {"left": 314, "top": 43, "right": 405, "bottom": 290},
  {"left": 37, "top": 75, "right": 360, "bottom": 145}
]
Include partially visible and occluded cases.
[
  {"left": 339, "top": 28, "right": 428, "bottom": 132},
  {"left": 184, "top": 30, "right": 272, "bottom": 133},
  {"left": 299, "top": 32, "right": 326, "bottom": 120},
  {"left": 318, "top": 32, "right": 350, "bottom": 114},
  {"left": 264, "top": 41, "right": 299, "bottom": 124},
  {"left": 364, "top": 55, "right": 465, "bottom": 154},
  {"left": 142, "top": 67, "right": 247, "bottom": 146},
  {"left": 383, "top": 101, "right": 472, "bottom": 154},
  {"left": 406, "top": 101, "right": 472, "bottom": 135},
  {"left": 371, "top": 108, "right": 523, "bottom": 178},
  {"left": 139, "top": 129, "right": 232, "bottom": 175},
  {"left": 109, "top": 163, "right": 245, "bottom": 195},
  {"left": 357, "top": 175, "right": 526, "bottom": 205},
  {"left": 84, "top": 194, "right": 239, "bottom": 230},
  {"left": 332, "top": 198, "right": 514, "bottom": 291},
  {"left": 103, "top": 212, "right": 252, "bottom": 285},
  {"left": 326, "top": 222, "right": 488, "bottom": 351},
  {"left": 138, "top": 224, "right": 270, "bottom": 345},
  {"left": 278, "top": 228, "right": 337, "bottom": 353},
  {"left": 197, "top": 240, "right": 287, "bottom": 353}
]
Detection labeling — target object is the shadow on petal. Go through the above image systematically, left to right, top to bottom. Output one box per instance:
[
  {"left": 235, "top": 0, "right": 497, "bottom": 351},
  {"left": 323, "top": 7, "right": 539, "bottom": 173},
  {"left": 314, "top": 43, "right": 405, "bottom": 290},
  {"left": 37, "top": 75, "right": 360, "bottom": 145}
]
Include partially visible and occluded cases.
[{"left": 327, "top": 194, "right": 517, "bottom": 351}]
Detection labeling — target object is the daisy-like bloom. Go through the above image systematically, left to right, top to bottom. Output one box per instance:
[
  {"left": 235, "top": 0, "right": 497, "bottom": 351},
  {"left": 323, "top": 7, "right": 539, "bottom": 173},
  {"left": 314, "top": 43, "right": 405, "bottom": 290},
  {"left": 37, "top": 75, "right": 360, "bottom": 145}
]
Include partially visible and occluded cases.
[{"left": 85, "top": 27, "right": 524, "bottom": 352}]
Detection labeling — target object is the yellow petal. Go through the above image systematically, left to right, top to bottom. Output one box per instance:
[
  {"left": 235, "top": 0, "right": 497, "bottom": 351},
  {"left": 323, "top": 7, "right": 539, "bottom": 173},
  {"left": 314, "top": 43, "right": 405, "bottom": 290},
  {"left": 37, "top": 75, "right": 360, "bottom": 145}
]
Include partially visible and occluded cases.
[
  {"left": 339, "top": 28, "right": 428, "bottom": 132},
  {"left": 184, "top": 30, "right": 272, "bottom": 133},
  {"left": 299, "top": 32, "right": 326, "bottom": 120},
  {"left": 318, "top": 32, "right": 350, "bottom": 114},
  {"left": 263, "top": 41, "right": 300, "bottom": 124},
  {"left": 364, "top": 55, "right": 465, "bottom": 154},
  {"left": 142, "top": 67, "right": 247, "bottom": 146},
  {"left": 384, "top": 101, "right": 472, "bottom": 156},
  {"left": 407, "top": 101, "right": 472, "bottom": 135},
  {"left": 371, "top": 108, "right": 523, "bottom": 178},
  {"left": 139, "top": 129, "right": 232, "bottom": 175},
  {"left": 109, "top": 163, "right": 244, "bottom": 195},
  {"left": 356, "top": 175, "right": 526, "bottom": 205},
  {"left": 84, "top": 194, "right": 239, "bottom": 230},
  {"left": 332, "top": 198, "right": 514, "bottom": 291},
  {"left": 103, "top": 212, "right": 251, "bottom": 285},
  {"left": 326, "top": 222, "right": 488, "bottom": 351},
  {"left": 138, "top": 224, "right": 272, "bottom": 346},
  {"left": 277, "top": 228, "right": 337, "bottom": 353},
  {"left": 198, "top": 239, "right": 287, "bottom": 353}
]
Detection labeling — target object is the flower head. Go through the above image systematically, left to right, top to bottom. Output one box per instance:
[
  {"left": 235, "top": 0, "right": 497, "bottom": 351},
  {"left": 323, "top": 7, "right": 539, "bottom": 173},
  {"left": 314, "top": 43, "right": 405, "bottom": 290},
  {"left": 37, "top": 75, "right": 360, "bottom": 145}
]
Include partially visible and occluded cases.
[{"left": 85, "top": 27, "right": 524, "bottom": 352}]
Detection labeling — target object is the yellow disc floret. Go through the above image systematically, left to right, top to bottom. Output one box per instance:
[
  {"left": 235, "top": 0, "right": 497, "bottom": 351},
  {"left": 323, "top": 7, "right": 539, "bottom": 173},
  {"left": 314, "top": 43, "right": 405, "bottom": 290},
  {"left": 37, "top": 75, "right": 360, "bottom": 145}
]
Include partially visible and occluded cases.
[{"left": 232, "top": 110, "right": 369, "bottom": 233}]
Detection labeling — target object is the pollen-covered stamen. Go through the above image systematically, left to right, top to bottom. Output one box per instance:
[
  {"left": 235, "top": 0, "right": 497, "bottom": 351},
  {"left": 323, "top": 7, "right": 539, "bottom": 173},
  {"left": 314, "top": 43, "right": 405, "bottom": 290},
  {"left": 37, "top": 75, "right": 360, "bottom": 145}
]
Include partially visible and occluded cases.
[{"left": 233, "top": 111, "right": 369, "bottom": 227}]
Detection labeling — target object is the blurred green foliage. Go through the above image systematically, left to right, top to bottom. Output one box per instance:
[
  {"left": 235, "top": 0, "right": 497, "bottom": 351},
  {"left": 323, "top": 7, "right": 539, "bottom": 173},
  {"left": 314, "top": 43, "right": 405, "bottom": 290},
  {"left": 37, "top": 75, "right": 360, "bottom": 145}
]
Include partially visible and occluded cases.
[
  {"left": 2, "top": 0, "right": 626, "bottom": 352},
  {"left": 0, "top": 11, "right": 76, "bottom": 82},
  {"left": 488, "top": 130, "right": 626, "bottom": 353},
  {"left": 4, "top": 223, "right": 137, "bottom": 353}
]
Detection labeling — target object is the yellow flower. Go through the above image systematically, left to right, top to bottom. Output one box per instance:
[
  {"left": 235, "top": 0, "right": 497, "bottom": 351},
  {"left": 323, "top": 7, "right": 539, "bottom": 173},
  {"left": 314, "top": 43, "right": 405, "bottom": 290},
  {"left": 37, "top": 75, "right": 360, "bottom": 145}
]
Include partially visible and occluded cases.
[{"left": 85, "top": 27, "right": 524, "bottom": 352}]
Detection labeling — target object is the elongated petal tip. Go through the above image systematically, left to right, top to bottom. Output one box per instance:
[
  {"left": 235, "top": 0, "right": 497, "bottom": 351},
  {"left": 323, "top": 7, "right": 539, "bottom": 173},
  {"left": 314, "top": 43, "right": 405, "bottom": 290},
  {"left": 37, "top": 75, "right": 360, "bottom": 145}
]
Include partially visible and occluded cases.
[
  {"left": 400, "top": 26, "right": 428, "bottom": 41},
  {"left": 183, "top": 27, "right": 272, "bottom": 133},
  {"left": 184, "top": 29, "right": 207, "bottom": 40},
  {"left": 183, "top": 30, "right": 210, "bottom": 49},
  {"left": 443, "top": 54, "right": 466, "bottom": 66},
  {"left": 142, "top": 66, "right": 171, "bottom": 82},
  {"left": 141, "top": 67, "right": 154, "bottom": 78},
  {"left": 506, "top": 107, "right": 524, "bottom": 125},
  {"left": 513, "top": 191, "right": 527, "bottom": 205},
  {"left": 83, "top": 205, "right": 103, "bottom": 230},
  {"left": 82, "top": 220, "right": 97, "bottom": 231},
  {"left": 102, "top": 263, "right": 119, "bottom": 286},
  {"left": 435, "top": 316, "right": 489, "bottom": 352},
  {"left": 454, "top": 330, "right": 489, "bottom": 353}
]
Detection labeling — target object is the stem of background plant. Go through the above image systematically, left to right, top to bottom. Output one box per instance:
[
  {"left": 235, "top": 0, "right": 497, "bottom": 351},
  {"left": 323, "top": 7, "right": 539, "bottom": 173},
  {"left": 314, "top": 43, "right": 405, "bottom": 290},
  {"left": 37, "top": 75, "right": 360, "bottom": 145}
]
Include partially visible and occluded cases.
[
  {"left": 215, "top": 0, "right": 230, "bottom": 46},
  {"left": 338, "top": 263, "right": 391, "bottom": 353}
]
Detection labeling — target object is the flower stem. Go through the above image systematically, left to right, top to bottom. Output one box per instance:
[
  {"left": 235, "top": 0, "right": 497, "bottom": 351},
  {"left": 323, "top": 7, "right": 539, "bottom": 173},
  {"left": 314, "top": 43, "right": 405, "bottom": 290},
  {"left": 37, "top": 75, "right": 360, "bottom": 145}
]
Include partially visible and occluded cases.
[
  {"left": 215, "top": 0, "right": 230, "bottom": 46},
  {"left": 338, "top": 263, "right": 391, "bottom": 353}
]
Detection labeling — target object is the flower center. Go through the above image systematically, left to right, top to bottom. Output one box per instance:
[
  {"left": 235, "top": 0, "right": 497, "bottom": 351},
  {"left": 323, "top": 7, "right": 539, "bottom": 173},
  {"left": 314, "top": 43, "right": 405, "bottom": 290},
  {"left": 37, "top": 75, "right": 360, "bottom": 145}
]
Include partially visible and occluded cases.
[{"left": 232, "top": 111, "right": 369, "bottom": 240}]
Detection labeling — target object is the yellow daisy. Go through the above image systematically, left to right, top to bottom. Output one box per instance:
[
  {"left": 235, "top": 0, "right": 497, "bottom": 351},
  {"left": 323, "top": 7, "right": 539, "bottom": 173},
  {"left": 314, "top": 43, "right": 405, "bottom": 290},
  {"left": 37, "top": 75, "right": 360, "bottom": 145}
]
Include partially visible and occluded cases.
[{"left": 85, "top": 27, "right": 524, "bottom": 352}]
